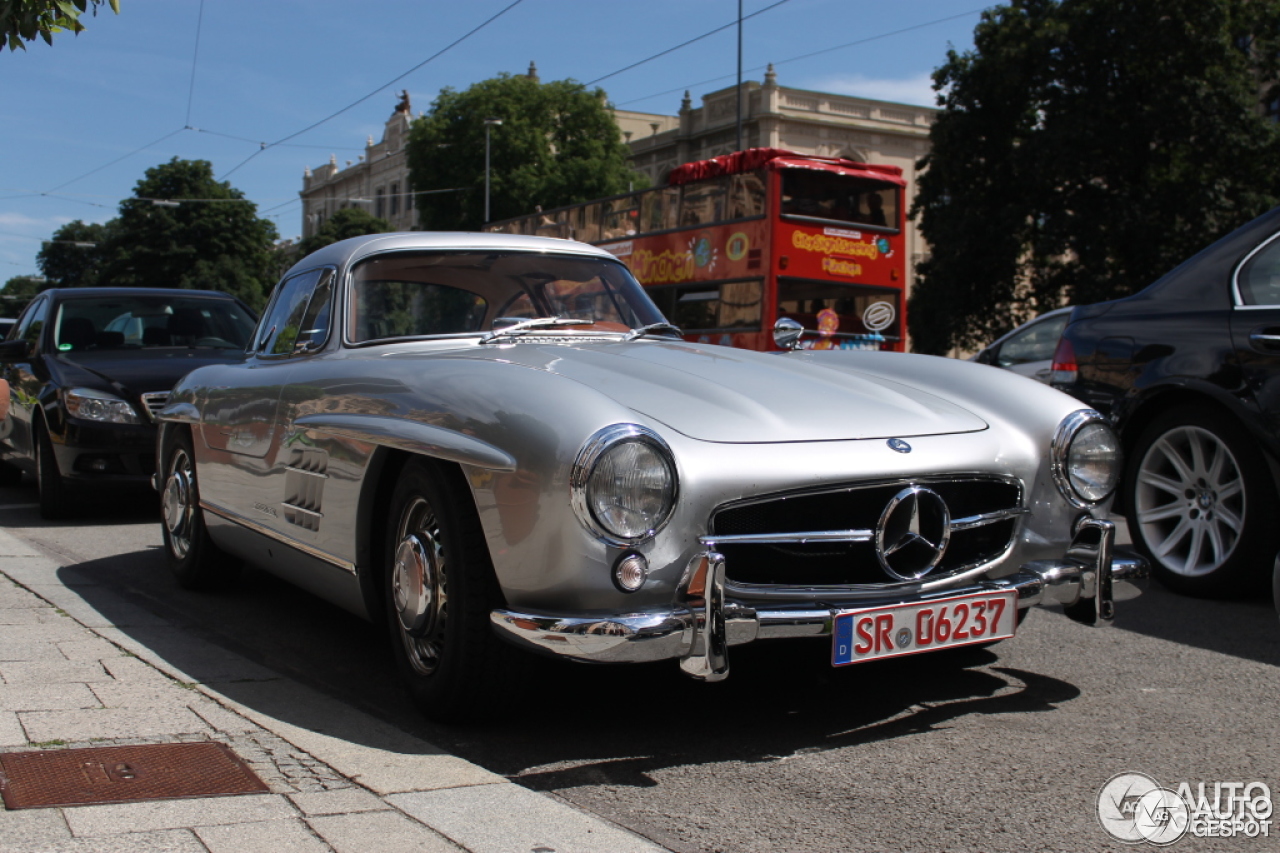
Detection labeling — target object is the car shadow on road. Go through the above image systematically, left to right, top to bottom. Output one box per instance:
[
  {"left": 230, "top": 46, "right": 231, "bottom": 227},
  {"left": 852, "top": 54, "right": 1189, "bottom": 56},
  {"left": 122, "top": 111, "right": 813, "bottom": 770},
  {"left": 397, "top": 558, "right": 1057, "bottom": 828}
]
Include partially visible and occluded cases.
[
  {"left": 54, "top": 549, "right": 1081, "bottom": 791},
  {"left": 1110, "top": 578, "right": 1280, "bottom": 669}
]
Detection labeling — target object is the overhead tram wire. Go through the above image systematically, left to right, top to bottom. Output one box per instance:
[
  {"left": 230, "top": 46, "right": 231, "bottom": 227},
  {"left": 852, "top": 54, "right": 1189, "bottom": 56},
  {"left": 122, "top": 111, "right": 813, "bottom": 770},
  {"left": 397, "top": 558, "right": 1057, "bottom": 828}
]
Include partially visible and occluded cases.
[
  {"left": 184, "top": 0, "right": 206, "bottom": 129},
  {"left": 219, "top": 0, "right": 528, "bottom": 181},
  {"left": 584, "top": 0, "right": 792, "bottom": 87},
  {"left": 615, "top": 7, "right": 987, "bottom": 109},
  {"left": 39, "top": 127, "right": 188, "bottom": 196}
]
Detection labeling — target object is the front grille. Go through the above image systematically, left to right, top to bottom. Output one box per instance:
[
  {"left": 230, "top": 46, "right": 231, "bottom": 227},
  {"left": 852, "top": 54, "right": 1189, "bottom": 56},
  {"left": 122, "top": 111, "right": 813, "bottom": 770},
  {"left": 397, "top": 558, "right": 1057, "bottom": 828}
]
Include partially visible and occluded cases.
[
  {"left": 140, "top": 392, "right": 170, "bottom": 422},
  {"left": 709, "top": 477, "right": 1022, "bottom": 588}
]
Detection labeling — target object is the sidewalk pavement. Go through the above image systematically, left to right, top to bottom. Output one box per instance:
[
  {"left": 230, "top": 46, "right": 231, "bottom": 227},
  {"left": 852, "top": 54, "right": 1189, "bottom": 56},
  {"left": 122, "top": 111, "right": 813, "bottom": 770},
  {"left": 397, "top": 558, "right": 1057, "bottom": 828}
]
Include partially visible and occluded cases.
[{"left": 0, "top": 528, "right": 669, "bottom": 853}]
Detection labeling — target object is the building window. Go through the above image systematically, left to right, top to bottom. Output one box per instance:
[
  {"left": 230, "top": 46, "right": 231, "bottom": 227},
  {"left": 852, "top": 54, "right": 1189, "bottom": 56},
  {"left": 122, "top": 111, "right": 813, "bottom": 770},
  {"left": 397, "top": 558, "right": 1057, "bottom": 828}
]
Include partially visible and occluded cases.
[
  {"left": 390, "top": 183, "right": 400, "bottom": 216},
  {"left": 375, "top": 188, "right": 386, "bottom": 219}
]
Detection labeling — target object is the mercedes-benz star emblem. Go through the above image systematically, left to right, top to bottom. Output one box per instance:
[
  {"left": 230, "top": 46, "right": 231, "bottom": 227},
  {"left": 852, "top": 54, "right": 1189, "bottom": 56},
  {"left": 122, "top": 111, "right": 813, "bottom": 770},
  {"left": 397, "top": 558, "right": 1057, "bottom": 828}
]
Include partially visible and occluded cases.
[
  {"left": 887, "top": 438, "right": 912, "bottom": 453},
  {"left": 875, "top": 486, "right": 951, "bottom": 581}
]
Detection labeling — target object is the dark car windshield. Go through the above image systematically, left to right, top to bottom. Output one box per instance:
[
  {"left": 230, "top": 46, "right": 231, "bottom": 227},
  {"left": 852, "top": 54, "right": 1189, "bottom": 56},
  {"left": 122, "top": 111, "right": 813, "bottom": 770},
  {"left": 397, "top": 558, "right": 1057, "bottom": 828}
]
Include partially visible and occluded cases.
[
  {"left": 347, "top": 251, "right": 667, "bottom": 344},
  {"left": 52, "top": 295, "right": 256, "bottom": 352}
]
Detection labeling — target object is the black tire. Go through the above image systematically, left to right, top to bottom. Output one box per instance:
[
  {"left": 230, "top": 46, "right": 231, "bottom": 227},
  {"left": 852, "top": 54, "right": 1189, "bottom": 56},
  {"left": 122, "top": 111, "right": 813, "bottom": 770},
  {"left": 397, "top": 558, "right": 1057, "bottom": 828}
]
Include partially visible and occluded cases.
[
  {"left": 1124, "top": 406, "right": 1278, "bottom": 597},
  {"left": 34, "top": 418, "right": 72, "bottom": 519},
  {"left": 160, "top": 428, "right": 239, "bottom": 589},
  {"left": 384, "top": 457, "right": 520, "bottom": 723},
  {"left": 0, "top": 461, "right": 22, "bottom": 487},
  {"left": 1273, "top": 553, "right": 1280, "bottom": 622}
]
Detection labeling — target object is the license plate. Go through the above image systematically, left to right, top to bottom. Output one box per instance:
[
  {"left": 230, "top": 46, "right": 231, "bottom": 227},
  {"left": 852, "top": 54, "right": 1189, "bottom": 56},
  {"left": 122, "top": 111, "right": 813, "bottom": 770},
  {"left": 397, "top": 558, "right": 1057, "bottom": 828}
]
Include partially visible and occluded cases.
[{"left": 832, "top": 590, "right": 1018, "bottom": 666}]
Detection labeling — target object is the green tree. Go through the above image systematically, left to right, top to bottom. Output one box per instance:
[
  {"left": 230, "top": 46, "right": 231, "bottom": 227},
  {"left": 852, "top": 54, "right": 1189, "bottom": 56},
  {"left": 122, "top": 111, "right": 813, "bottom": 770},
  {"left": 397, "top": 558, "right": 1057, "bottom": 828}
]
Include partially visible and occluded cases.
[
  {"left": 2, "top": 0, "right": 118, "bottom": 51},
  {"left": 910, "top": 0, "right": 1280, "bottom": 355},
  {"left": 407, "top": 73, "right": 646, "bottom": 231},
  {"left": 98, "top": 158, "right": 280, "bottom": 310},
  {"left": 297, "top": 207, "right": 392, "bottom": 258},
  {"left": 36, "top": 220, "right": 112, "bottom": 288},
  {"left": 1, "top": 275, "right": 48, "bottom": 316}
]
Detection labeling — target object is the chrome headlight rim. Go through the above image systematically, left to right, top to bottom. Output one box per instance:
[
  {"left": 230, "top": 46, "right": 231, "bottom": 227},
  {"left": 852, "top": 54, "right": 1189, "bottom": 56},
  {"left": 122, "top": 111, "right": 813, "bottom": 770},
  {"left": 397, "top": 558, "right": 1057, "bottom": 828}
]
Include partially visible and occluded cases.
[
  {"left": 63, "top": 387, "right": 141, "bottom": 425},
  {"left": 1051, "top": 409, "right": 1120, "bottom": 508},
  {"left": 570, "top": 423, "right": 678, "bottom": 546}
]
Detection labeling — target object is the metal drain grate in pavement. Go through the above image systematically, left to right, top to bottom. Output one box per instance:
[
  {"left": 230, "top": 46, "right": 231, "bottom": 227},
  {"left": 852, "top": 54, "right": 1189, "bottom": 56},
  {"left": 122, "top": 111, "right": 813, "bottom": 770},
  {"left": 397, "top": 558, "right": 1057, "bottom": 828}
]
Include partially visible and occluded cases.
[{"left": 0, "top": 742, "right": 269, "bottom": 809}]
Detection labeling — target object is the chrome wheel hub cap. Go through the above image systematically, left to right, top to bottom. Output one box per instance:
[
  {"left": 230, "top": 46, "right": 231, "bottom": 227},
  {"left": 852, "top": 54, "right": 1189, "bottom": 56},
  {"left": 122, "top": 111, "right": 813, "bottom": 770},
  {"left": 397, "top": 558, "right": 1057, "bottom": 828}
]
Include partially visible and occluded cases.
[
  {"left": 162, "top": 458, "right": 193, "bottom": 559},
  {"left": 393, "top": 533, "right": 438, "bottom": 637}
]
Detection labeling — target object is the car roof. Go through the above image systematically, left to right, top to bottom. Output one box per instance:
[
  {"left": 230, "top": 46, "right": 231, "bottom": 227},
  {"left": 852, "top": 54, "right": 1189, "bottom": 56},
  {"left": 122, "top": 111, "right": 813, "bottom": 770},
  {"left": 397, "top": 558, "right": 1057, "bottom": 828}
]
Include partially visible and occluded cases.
[
  {"left": 283, "top": 231, "right": 621, "bottom": 279},
  {"left": 41, "top": 287, "right": 238, "bottom": 301}
]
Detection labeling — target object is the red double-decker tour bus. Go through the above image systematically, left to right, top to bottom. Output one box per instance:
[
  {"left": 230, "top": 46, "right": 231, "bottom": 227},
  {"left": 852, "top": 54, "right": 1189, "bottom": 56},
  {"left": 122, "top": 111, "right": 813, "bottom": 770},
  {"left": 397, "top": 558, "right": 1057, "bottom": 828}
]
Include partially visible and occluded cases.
[{"left": 485, "top": 147, "right": 907, "bottom": 351}]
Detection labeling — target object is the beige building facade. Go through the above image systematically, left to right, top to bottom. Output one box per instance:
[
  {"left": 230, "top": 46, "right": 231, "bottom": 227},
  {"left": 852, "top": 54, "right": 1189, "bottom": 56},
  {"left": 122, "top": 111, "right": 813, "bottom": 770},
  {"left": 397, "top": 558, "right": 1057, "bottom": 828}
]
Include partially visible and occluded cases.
[
  {"left": 299, "top": 68, "right": 936, "bottom": 296},
  {"left": 300, "top": 91, "right": 419, "bottom": 237}
]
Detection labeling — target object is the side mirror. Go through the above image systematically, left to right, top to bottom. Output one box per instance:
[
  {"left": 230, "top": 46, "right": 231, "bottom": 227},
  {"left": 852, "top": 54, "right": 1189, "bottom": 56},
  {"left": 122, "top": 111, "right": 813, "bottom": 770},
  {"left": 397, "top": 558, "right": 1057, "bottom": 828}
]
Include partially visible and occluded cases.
[
  {"left": 773, "top": 317, "right": 805, "bottom": 350},
  {"left": 0, "top": 339, "right": 30, "bottom": 362}
]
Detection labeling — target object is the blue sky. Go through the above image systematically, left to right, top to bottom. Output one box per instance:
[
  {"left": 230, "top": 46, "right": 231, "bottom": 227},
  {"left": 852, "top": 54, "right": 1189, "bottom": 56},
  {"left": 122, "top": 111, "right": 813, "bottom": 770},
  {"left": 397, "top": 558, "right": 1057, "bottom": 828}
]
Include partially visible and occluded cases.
[{"left": 0, "top": 0, "right": 984, "bottom": 282}]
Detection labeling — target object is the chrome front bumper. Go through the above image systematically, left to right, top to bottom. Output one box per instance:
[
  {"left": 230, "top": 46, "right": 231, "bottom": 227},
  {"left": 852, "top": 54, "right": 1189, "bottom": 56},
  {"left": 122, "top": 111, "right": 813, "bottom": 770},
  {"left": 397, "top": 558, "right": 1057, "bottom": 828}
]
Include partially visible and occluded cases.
[{"left": 490, "top": 518, "right": 1148, "bottom": 681}]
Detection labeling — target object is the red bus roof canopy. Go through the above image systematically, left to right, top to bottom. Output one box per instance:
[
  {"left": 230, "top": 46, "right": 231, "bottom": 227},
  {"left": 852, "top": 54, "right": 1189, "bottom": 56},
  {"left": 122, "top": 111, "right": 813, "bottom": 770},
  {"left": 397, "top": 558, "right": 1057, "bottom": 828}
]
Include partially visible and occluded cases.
[{"left": 666, "top": 147, "right": 905, "bottom": 188}]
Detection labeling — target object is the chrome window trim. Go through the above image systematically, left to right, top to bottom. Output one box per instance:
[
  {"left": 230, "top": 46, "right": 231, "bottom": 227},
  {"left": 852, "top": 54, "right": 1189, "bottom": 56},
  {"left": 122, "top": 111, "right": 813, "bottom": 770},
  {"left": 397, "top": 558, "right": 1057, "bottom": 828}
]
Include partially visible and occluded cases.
[{"left": 1231, "top": 229, "right": 1280, "bottom": 308}]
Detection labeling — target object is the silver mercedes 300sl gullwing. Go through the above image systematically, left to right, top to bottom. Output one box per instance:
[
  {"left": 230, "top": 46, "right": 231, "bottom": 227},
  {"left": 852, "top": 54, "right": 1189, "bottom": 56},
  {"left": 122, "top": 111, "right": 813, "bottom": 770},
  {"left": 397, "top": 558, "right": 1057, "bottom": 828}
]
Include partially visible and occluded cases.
[{"left": 155, "top": 232, "right": 1146, "bottom": 722}]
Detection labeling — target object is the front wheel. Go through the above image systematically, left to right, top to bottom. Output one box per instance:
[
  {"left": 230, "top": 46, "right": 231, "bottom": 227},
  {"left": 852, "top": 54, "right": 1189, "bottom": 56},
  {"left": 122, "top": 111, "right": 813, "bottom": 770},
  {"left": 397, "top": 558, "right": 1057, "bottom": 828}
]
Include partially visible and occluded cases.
[
  {"left": 1125, "top": 406, "right": 1277, "bottom": 597},
  {"left": 34, "top": 419, "right": 71, "bottom": 519},
  {"left": 160, "top": 429, "right": 239, "bottom": 589},
  {"left": 384, "top": 458, "right": 520, "bottom": 723}
]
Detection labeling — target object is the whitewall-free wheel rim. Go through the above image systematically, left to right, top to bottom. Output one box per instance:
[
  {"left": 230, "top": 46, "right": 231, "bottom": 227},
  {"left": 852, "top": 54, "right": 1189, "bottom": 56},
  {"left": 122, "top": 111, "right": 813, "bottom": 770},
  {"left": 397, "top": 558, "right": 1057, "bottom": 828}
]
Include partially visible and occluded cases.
[
  {"left": 1134, "top": 425, "right": 1245, "bottom": 577},
  {"left": 162, "top": 448, "right": 195, "bottom": 560},
  {"left": 393, "top": 495, "right": 448, "bottom": 677}
]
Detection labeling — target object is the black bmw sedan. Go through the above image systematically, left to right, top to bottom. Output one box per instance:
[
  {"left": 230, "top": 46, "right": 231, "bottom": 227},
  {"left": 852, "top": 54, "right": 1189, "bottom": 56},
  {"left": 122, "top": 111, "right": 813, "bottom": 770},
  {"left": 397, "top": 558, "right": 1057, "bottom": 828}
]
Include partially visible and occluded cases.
[
  {"left": 1051, "top": 206, "right": 1280, "bottom": 598},
  {"left": 0, "top": 288, "right": 257, "bottom": 518}
]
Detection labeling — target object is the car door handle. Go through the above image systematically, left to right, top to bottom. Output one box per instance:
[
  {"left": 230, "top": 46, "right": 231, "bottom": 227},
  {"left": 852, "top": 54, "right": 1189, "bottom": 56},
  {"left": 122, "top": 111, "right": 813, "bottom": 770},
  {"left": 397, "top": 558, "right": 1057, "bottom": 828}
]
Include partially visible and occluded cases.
[{"left": 1248, "top": 329, "right": 1280, "bottom": 350}]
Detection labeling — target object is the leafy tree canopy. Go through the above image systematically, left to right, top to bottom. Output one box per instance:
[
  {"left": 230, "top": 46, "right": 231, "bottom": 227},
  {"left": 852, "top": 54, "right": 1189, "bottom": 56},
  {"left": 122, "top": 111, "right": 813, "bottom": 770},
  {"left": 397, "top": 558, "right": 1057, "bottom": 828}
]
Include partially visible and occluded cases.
[
  {"left": 2, "top": 0, "right": 118, "bottom": 52},
  {"left": 910, "top": 0, "right": 1280, "bottom": 355},
  {"left": 407, "top": 73, "right": 647, "bottom": 231},
  {"left": 98, "top": 158, "right": 280, "bottom": 310},
  {"left": 297, "top": 207, "right": 391, "bottom": 258},
  {"left": 36, "top": 219, "right": 112, "bottom": 288},
  {"left": 1, "top": 275, "right": 47, "bottom": 316}
]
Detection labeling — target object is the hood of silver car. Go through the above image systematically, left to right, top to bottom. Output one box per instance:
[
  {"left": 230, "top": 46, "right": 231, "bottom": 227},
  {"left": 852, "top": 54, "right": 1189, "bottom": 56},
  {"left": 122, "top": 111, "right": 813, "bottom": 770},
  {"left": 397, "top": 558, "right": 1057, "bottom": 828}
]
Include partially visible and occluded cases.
[{"left": 472, "top": 341, "right": 988, "bottom": 442}]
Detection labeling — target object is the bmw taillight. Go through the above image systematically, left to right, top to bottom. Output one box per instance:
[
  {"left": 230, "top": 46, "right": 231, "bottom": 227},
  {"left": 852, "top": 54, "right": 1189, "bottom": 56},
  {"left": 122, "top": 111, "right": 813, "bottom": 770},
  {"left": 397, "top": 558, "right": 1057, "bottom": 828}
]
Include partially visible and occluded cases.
[{"left": 1050, "top": 337, "right": 1078, "bottom": 385}]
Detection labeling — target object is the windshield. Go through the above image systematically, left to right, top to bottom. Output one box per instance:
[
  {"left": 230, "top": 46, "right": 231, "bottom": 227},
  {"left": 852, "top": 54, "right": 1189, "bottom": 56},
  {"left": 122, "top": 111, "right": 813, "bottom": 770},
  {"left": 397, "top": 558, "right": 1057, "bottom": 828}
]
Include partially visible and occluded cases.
[
  {"left": 780, "top": 169, "right": 900, "bottom": 232},
  {"left": 347, "top": 251, "right": 667, "bottom": 344},
  {"left": 52, "top": 295, "right": 256, "bottom": 352}
]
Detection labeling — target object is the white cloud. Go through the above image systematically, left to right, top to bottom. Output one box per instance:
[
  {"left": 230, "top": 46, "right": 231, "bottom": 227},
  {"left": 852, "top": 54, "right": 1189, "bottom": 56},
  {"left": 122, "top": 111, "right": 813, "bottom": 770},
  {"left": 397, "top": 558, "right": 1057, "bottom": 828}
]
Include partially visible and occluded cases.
[{"left": 805, "top": 72, "right": 939, "bottom": 108}]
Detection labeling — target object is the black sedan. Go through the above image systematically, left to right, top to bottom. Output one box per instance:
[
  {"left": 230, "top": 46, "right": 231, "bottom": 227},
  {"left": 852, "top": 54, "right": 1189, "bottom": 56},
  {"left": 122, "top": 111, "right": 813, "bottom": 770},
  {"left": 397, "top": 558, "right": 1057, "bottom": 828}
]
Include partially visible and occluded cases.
[
  {"left": 1051, "top": 206, "right": 1280, "bottom": 597},
  {"left": 0, "top": 288, "right": 257, "bottom": 518}
]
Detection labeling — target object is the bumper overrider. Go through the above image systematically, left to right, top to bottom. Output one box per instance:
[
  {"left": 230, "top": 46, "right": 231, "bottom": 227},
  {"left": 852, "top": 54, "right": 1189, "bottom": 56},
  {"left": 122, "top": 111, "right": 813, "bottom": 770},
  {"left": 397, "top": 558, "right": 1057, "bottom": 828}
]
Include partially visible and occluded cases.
[{"left": 490, "top": 518, "right": 1148, "bottom": 681}]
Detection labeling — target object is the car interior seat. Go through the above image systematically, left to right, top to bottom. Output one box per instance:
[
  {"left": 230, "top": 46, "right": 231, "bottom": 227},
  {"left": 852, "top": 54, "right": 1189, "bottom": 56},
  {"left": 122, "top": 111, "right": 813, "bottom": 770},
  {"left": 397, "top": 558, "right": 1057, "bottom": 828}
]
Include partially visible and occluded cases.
[{"left": 60, "top": 317, "right": 97, "bottom": 350}]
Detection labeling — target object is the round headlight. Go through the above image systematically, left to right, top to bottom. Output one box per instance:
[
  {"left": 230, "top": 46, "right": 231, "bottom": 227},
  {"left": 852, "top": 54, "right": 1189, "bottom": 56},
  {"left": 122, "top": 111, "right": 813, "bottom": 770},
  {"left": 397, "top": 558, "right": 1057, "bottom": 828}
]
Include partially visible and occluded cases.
[
  {"left": 1053, "top": 411, "right": 1120, "bottom": 505},
  {"left": 572, "top": 425, "right": 677, "bottom": 544}
]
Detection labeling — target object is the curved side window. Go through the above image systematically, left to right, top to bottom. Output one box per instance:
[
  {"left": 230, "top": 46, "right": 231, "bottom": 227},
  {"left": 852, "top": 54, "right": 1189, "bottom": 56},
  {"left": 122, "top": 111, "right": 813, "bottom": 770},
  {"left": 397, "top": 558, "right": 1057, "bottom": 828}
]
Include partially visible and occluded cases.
[
  {"left": 1238, "top": 235, "right": 1280, "bottom": 306},
  {"left": 255, "top": 268, "right": 335, "bottom": 357},
  {"left": 14, "top": 296, "right": 48, "bottom": 353}
]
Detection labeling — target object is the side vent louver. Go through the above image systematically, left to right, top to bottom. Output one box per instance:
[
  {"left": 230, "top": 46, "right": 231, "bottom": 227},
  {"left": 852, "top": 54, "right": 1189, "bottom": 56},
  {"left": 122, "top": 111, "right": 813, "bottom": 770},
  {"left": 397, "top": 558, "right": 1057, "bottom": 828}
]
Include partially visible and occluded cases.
[{"left": 283, "top": 448, "right": 328, "bottom": 532}]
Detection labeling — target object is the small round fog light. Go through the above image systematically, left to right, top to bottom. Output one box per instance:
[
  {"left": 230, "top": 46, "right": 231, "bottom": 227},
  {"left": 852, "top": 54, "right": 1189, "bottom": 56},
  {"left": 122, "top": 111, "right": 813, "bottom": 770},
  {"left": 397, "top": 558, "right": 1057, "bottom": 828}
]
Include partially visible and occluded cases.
[{"left": 614, "top": 553, "right": 648, "bottom": 592}]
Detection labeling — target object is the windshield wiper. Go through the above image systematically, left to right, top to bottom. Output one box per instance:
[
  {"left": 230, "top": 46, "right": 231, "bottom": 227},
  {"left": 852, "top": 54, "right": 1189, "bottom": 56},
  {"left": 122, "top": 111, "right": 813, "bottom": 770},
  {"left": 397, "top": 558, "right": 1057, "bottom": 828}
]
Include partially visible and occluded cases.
[
  {"left": 480, "top": 316, "right": 594, "bottom": 343},
  {"left": 623, "top": 322, "right": 685, "bottom": 342}
]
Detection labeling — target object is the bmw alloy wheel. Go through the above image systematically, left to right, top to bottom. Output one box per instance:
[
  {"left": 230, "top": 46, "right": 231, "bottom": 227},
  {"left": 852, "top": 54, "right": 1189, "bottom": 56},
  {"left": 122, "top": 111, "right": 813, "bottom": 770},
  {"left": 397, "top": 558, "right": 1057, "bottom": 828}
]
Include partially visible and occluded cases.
[{"left": 1133, "top": 424, "right": 1244, "bottom": 577}]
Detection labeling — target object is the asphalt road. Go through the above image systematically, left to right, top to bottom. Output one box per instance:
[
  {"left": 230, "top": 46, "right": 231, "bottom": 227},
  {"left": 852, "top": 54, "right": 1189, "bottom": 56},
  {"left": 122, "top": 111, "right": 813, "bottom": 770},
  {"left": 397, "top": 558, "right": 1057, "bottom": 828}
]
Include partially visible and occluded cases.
[{"left": 2, "top": 478, "right": 1278, "bottom": 852}]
